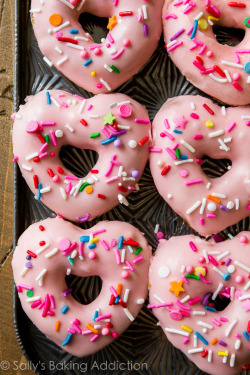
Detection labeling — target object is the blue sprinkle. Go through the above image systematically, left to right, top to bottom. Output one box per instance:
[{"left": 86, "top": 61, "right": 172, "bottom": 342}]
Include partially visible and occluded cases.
[
  {"left": 190, "top": 19, "right": 198, "bottom": 40},
  {"left": 69, "top": 29, "right": 79, "bottom": 34},
  {"left": 84, "top": 59, "right": 93, "bottom": 67},
  {"left": 243, "top": 61, "right": 250, "bottom": 74},
  {"left": 46, "top": 91, "right": 51, "bottom": 105},
  {"left": 173, "top": 129, "right": 182, "bottom": 134},
  {"left": 101, "top": 136, "right": 117, "bottom": 145},
  {"left": 180, "top": 155, "right": 188, "bottom": 159},
  {"left": 38, "top": 183, "right": 42, "bottom": 201},
  {"left": 228, "top": 234, "right": 234, "bottom": 239},
  {"left": 80, "top": 235, "right": 90, "bottom": 243},
  {"left": 118, "top": 236, "right": 124, "bottom": 249},
  {"left": 88, "top": 243, "right": 96, "bottom": 249},
  {"left": 67, "top": 256, "right": 74, "bottom": 265},
  {"left": 222, "top": 272, "right": 231, "bottom": 281},
  {"left": 115, "top": 296, "right": 120, "bottom": 304},
  {"left": 61, "top": 305, "right": 69, "bottom": 314},
  {"left": 205, "top": 306, "right": 216, "bottom": 312},
  {"left": 93, "top": 309, "right": 99, "bottom": 321},
  {"left": 195, "top": 331, "right": 208, "bottom": 345},
  {"left": 243, "top": 331, "right": 249, "bottom": 341},
  {"left": 62, "top": 333, "right": 72, "bottom": 346}
]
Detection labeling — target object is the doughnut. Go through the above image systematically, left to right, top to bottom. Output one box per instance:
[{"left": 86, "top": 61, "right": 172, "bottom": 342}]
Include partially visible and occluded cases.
[
  {"left": 30, "top": 0, "right": 163, "bottom": 94},
  {"left": 163, "top": 0, "right": 250, "bottom": 105},
  {"left": 12, "top": 90, "right": 151, "bottom": 222},
  {"left": 150, "top": 95, "right": 250, "bottom": 237},
  {"left": 12, "top": 217, "right": 151, "bottom": 357},
  {"left": 149, "top": 233, "right": 250, "bottom": 375}
]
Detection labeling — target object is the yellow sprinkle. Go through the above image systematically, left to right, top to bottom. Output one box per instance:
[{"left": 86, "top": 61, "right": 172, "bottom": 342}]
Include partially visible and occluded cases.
[
  {"left": 208, "top": 16, "right": 219, "bottom": 21},
  {"left": 198, "top": 18, "right": 208, "bottom": 30},
  {"left": 91, "top": 71, "right": 96, "bottom": 77},
  {"left": 206, "top": 120, "right": 214, "bottom": 128},
  {"left": 85, "top": 186, "right": 93, "bottom": 194},
  {"left": 90, "top": 237, "right": 98, "bottom": 244},
  {"left": 194, "top": 267, "right": 206, "bottom": 277},
  {"left": 117, "top": 283, "right": 122, "bottom": 295},
  {"left": 55, "top": 320, "right": 60, "bottom": 332},
  {"left": 86, "top": 323, "right": 98, "bottom": 334},
  {"left": 181, "top": 325, "right": 193, "bottom": 333},
  {"left": 218, "top": 352, "right": 228, "bottom": 356}
]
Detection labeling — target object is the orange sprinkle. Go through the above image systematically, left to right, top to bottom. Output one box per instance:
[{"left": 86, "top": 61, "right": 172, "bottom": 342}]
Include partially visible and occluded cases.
[
  {"left": 49, "top": 14, "right": 62, "bottom": 26},
  {"left": 85, "top": 186, "right": 93, "bottom": 194},
  {"left": 207, "top": 195, "right": 221, "bottom": 204},
  {"left": 117, "top": 283, "right": 122, "bottom": 295},
  {"left": 55, "top": 320, "right": 60, "bottom": 332},
  {"left": 86, "top": 323, "right": 98, "bottom": 334},
  {"left": 211, "top": 338, "right": 218, "bottom": 345}
]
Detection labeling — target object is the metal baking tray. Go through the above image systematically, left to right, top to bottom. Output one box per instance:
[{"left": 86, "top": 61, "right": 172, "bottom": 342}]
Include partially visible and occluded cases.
[{"left": 13, "top": 1, "right": 250, "bottom": 374}]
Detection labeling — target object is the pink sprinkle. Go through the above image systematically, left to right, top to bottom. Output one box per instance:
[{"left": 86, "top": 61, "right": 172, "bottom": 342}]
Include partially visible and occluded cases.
[
  {"left": 173, "top": 0, "right": 183, "bottom": 6},
  {"left": 184, "top": 4, "right": 195, "bottom": 14},
  {"left": 210, "top": 4, "right": 220, "bottom": 15},
  {"left": 165, "top": 13, "right": 177, "bottom": 19},
  {"left": 187, "top": 26, "right": 194, "bottom": 36},
  {"left": 107, "top": 33, "right": 115, "bottom": 43},
  {"left": 193, "top": 38, "right": 203, "bottom": 46},
  {"left": 167, "top": 41, "right": 183, "bottom": 52},
  {"left": 189, "top": 43, "right": 198, "bottom": 51},
  {"left": 89, "top": 45, "right": 102, "bottom": 50},
  {"left": 199, "top": 45, "right": 207, "bottom": 55},
  {"left": 111, "top": 48, "right": 124, "bottom": 60},
  {"left": 235, "top": 49, "right": 250, "bottom": 53},
  {"left": 235, "top": 54, "right": 240, "bottom": 63},
  {"left": 193, "top": 61, "right": 205, "bottom": 71},
  {"left": 201, "top": 68, "right": 215, "bottom": 75},
  {"left": 233, "top": 82, "right": 243, "bottom": 91},
  {"left": 58, "top": 94, "right": 65, "bottom": 98},
  {"left": 74, "top": 94, "right": 85, "bottom": 100},
  {"left": 61, "top": 102, "right": 68, "bottom": 108},
  {"left": 87, "top": 104, "right": 93, "bottom": 111},
  {"left": 190, "top": 113, "right": 199, "bottom": 119},
  {"left": 134, "top": 118, "right": 151, "bottom": 124},
  {"left": 164, "top": 119, "right": 170, "bottom": 129},
  {"left": 246, "top": 121, "right": 250, "bottom": 127},
  {"left": 41, "top": 122, "right": 56, "bottom": 126},
  {"left": 102, "top": 127, "right": 111, "bottom": 138},
  {"left": 50, "top": 130, "right": 57, "bottom": 146},
  {"left": 165, "top": 131, "right": 175, "bottom": 141},
  {"left": 193, "top": 134, "right": 203, "bottom": 140},
  {"left": 40, "top": 142, "right": 48, "bottom": 153},
  {"left": 172, "top": 143, "right": 179, "bottom": 150},
  {"left": 166, "top": 147, "right": 177, "bottom": 160},
  {"left": 149, "top": 148, "right": 162, "bottom": 153},
  {"left": 39, "top": 152, "right": 48, "bottom": 159},
  {"left": 13, "top": 156, "right": 18, "bottom": 162},
  {"left": 196, "top": 159, "right": 203, "bottom": 164},
  {"left": 65, "top": 175, "right": 78, "bottom": 181},
  {"left": 105, "top": 176, "right": 119, "bottom": 184},
  {"left": 185, "top": 179, "right": 203, "bottom": 186},
  {"left": 66, "top": 182, "right": 72, "bottom": 194},
  {"left": 128, "top": 186, "right": 136, "bottom": 191},
  {"left": 247, "top": 203, "right": 250, "bottom": 210},
  {"left": 206, "top": 213, "right": 216, "bottom": 218},
  {"left": 200, "top": 217, "right": 205, "bottom": 225},
  {"left": 93, "top": 229, "right": 106, "bottom": 236},
  {"left": 101, "top": 240, "right": 110, "bottom": 251},
  {"left": 79, "top": 241, "right": 83, "bottom": 257},
  {"left": 189, "top": 241, "right": 197, "bottom": 252},
  {"left": 114, "top": 248, "right": 121, "bottom": 264},
  {"left": 208, "top": 255, "right": 218, "bottom": 266},
  {"left": 133, "top": 256, "right": 143, "bottom": 264},
  {"left": 125, "top": 260, "right": 135, "bottom": 271},
  {"left": 198, "top": 272, "right": 211, "bottom": 284},
  {"left": 182, "top": 275, "right": 188, "bottom": 284},
  {"left": 19, "top": 284, "right": 33, "bottom": 290},
  {"left": 17, "top": 286, "right": 22, "bottom": 293},
  {"left": 110, "top": 286, "right": 118, "bottom": 298},
  {"left": 42, "top": 294, "right": 50, "bottom": 317},
  {"left": 49, "top": 294, "right": 55, "bottom": 309},
  {"left": 188, "top": 297, "right": 201, "bottom": 305},
  {"left": 31, "top": 300, "right": 42, "bottom": 308},
  {"left": 176, "top": 300, "right": 191, "bottom": 311},
  {"left": 37, "top": 301, "right": 45, "bottom": 310},
  {"left": 156, "top": 303, "right": 173, "bottom": 308},
  {"left": 181, "top": 310, "right": 190, "bottom": 317},
  {"left": 95, "top": 314, "right": 112, "bottom": 322},
  {"left": 220, "top": 317, "right": 228, "bottom": 322},
  {"left": 212, "top": 319, "right": 221, "bottom": 327},
  {"left": 71, "top": 322, "right": 82, "bottom": 334},
  {"left": 67, "top": 328, "right": 76, "bottom": 334},
  {"left": 82, "top": 330, "right": 92, "bottom": 335},
  {"left": 112, "top": 331, "right": 118, "bottom": 338},
  {"left": 236, "top": 333, "right": 241, "bottom": 338},
  {"left": 90, "top": 334, "right": 99, "bottom": 342},
  {"left": 183, "top": 337, "right": 189, "bottom": 344}
]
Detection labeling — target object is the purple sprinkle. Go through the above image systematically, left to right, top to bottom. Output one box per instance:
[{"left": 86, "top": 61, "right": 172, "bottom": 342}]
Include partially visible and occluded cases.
[
  {"left": 144, "top": 24, "right": 148, "bottom": 37},
  {"left": 170, "top": 28, "right": 185, "bottom": 41},
  {"left": 110, "top": 130, "right": 126, "bottom": 137},
  {"left": 114, "top": 139, "right": 122, "bottom": 147},
  {"left": 131, "top": 170, "right": 140, "bottom": 179},
  {"left": 220, "top": 205, "right": 229, "bottom": 212},
  {"left": 77, "top": 214, "right": 90, "bottom": 222},
  {"left": 212, "top": 233, "right": 223, "bottom": 243},
  {"left": 26, "top": 255, "right": 32, "bottom": 260},
  {"left": 225, "top": 258, "right": 232, "bottom": 266},
  {"left": 25, "top": 262, "right": 33, "bottom": 268},
  {"left": 63, "top": 288, "right": 73, "bottom": 297},
  {"left": 202, "top": 292, "right": 212, "bottom": 306},
  {"left": 219, "top": 340, "right": 227, "bottom": 347}
]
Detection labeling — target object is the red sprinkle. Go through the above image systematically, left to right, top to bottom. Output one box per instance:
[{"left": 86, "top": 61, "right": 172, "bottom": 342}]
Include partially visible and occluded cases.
[
  {"left": 228, "top": 2, "right": 246, "bottom": 7},
  {"left": 206, "top": 5, "right": 219, "bottom": 17},
  {"left": 119, "top": 11, "right": 133, "bottom": 16},
  {"left": 57, "top": 37, "right": 78, "bottom": 44},
  {"left": 196, "top": 56, "right": 204, "bottom": 65},
  {"left": 213, "top": 65, "right": 226, "bottom": 78},
  {"left": 233, "top": 81, "right": 243, "bottom": 91},
  {"left": 203, "top": 103, "right": 214, "bottom": 115},
  {"left": 80, "top": 118, "right": 88, "bottom": 126},
  {"left": 37, "top": 134, "right": 45, "bottom": 144},
  {"left": 138, "top": 136, "right": 149, "bottom": 146},
  {"left": 33, "top": 156, "right": 40, "bottom": 163},
  {"left": 161, "top": 165, "right": 171, "bottom": 176},
  {"left": 57, "top": 167, "right": 64, "bottom": 174},
  {"left": 47, "top": 168, "right": 54, "bottom": 177},
  {"left": 91, "top": 170, "right": 99, "bottom": 174},
  {"left": 33, "top": 175, "right": 38, "bottom": 189},
  {"left": 118, "top": 185, "right": 128, "bottom": 193},
  {"left": 97, "top": 194, "right": 107, "bottom": 200},
  {"left": 39, "top": 225, "right": 45, "bottom": 231},
  {"left": 123, "top": 239, "right": 139, "bottom": 246},
  {"left": 39, "top": 241, "right": 46, "bottom": 246},
  {"left": 27, "top": 250, "right": 37, "bottom": 258},
  {"left": 109, "top": 295, "right": 115, "bottom": 305},
  {"left": 118, "top": 299, "right": 127, "bottom": 308},
  {"left": 247, "top": 320, "right": 250, "bottom": 333},
  {"left": 106, "top": 322, "right": 113, "bottom": 328},
  {"left": 201, "top": 350, "right": 208, "bottom": 358},
  {"left": 242, "top": 365, "right": 250, "bottom": 370}
]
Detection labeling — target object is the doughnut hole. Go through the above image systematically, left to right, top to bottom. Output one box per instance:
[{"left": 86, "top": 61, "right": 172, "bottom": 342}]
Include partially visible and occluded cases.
[
  {"left": 78, "top": 13, "right": 109, "bottom": 43},
  {"left": 212, "top": 26, "right": 245, "bottom": 47},
  {"left": 59, "top": 145, "right": 99, "bottom": 178},
  {"left": 200, "top": 155, "right": 232, "bottom": 179},
  {"left": 65, "top": 274, "right": 103, "bottom": 305},
  {"left": 204, "top": 292, "right": 231, "bottom": 312}
]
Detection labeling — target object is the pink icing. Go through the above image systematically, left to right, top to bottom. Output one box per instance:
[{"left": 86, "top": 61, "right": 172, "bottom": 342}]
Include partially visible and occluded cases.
[
  {"left": 30, "top": 0, "right": 163, "bottom": 94},
  {"left": 163, "top": 0, "right": 250, "bottom": 105},
  {"left": 12, "top": 90, "right": 151, "bottom": 222},
  {"left": 150, "top": 95, "right": 250, "bottom": 236},
  {"left": 12, "top": 217, "right": 151, "bottom": 356},
  {"left": 149, "top": 232, "right": 250, "bottom": 375}
]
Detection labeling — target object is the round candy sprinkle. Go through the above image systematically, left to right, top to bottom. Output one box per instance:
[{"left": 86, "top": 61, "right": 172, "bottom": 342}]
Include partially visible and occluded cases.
[
  {"left": 49, "top": 14, "right": 62, "bottom": 27},
  {"left": 244, "top": 17, "right": 250, "bottom": 28},
  {"left": 123, "top": 39, "right": 131, "bottom": 47},
  {"left": 206, "top": 51, "right": 213, "bottom": 58},
  {"left": 243, "top": 62, "right": 250, "bottom": 74},
  {"left": 232, "top": 73, "right": 240, "bottom": 81},
  {"left": 118, "top": 104, "right": 132, "bottom": 118},
  {"left": 206, "top": 120, "right": 214, "bottom": 128},
  {"left": 26, "top": 121, "right": 39, "bottom": 133},
  {"left": 55, "top": 129, "right": 63, "bottom": 138},
  {"left": 114, "top": 139, "right": 122, "bottom": 147},
  {"left": 128, "top": 140, "right": 137, "bottom": 149},
  {"left": 157, "top": 160, "right": 165, "bottom": 168},
  {"left": 180, "top": 169, "right": 189, "bottom": 178},
  {"left": 131, "top": 170, "right": 140, "bottom": 178},
  {"left": 85, "top": 186, "right": 93, "bottom": 194},
  {"left": 227, "top": 201, "right": 234, "bottom": 209},
  {"left": 207, "top": 202, "right": 216, "bottom": 212},
  {"left": 156, "top": 232, "right": 164, "bottom": 239},
  {"left": 240, "top": 235, "right": 248, "bottom": 244},
  {"left": 58, "top": 238, "right": 71, "bottom": 251},
  {"left": 109, "top": 239, "right": 117, "bottom": 247},
  {"left": 89, "top": 251, "right": 97, "bottom": 260},
  {"left": 26, "top": 255, "right": 31, "bottom": 260},
  {"left": 198, "top": 256, "right": 205, "bottom": 264},
  {"left": 25, "top": 262, "right": 33, "bottom": 269},
  {"left": 158, "top": 265, "right": 170, "bottom": 278},
  {"left": 186, "top": 265, "right": 194, "bottom": 273},
  {"left": 228, "top": 265, "right": 235, "bottom": 273},
  {"left": 122, "top": 270, "right": 130, "bottom": 279},
  {"left": 235, "top": 275, "right": 244, "bottom": 284},
  {"left": 26, "top": 290, "right": 34, "bottom": 297},
  {"left": 169, "top": 309, "right": 183, "bottom": 321},
  {"left": 102, "top": 328, "right": 110, "bottom": 336}
]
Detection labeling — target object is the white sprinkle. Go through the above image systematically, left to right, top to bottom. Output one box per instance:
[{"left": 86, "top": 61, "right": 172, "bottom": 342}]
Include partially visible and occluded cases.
[
  {"left": 59, "top": 0, "right": 74, "bottom": 9},
  {"left": 77, "top": 0, "right": 86, "bottom": 11},
  {"left": 142, "top": 4, "right": 148, "bottom": 19},
  {"left": 30, "top": 8, "right": 41, "bottom": 12},
  {"left": 194, "top": 11, "right": 203, "bottom": 20},
  {"left": 208, "top": 19, "right": 213, "bottom": 26},
  {"left": 53, "top": 21, "right": 70, "bottom": 33},
  {"left": 74, "top": 36, "right": 89, "bottom": 41},
  {"left": 167, "top": 39, "right": 178, "bottom": 48},
  {"left": 66, "top": 42, "right": 84, "bottom": 50},
  {"left": 55, "top": 46, "right": 63, "bottom": 54},
  {"left": 43, "top": 56, "right": 53, "bottom": 67},
  {"left": 56, "top": 56, "right": 68, "bottom": 66},
  {"left": 221, "top": 60, "right": 244, "bottom": 69},
  {"left": 104, "top": 64, "right": 113, "bottom": 73},
  {"left": 224, "top": 69, "right": 232, "bottom": 83},
  {"left": 209, "top": 73, "right": 227, "bottom": 83},
  {"left": 247, "top": 76, "right": 250, "bottom": 83},
  {"left": 100, "top": 78, "right": 111, "bottom": 91},
  {"left": 50, "top": 97, "right": 60, "bottom": 108},
  {"left": 78, "top": 99, "right": 86, "bottom": 114},
  {"left": 117, "top": 100, "right": 131, "bottom": 106},
  {"left": 109, "top": 102, "right": 117, "bottom": 108},
  {"left": 191, "top": 102, "right": 195, "bottom": 110},
  {"left": 222, "top": 106, "right": 226, "bottom": 116},
  {"left": 15, "top": 113, "right": 22, "bottom": 119},
  {"left": 89, "top": 114, "right": 100, "bottom": 119},
  {"left": 241, "top": 115, "right": 250, "bottom": 119},
  {"left": 65, "top": 123, "right": 74, "bottom": 132},
  {"left": 117, "top": 125, "right": 131, "bottom": 130},
  {"left": 208, "top": 129, "right": 225, "bottom": 138},
  {"left": 224, "top": 137, "right": 232, "bottom": 144},
  {"left": 218, "top": 138, "right": 230, "bottom": 152},
  {"left": 180, "top": 139, "right": 195, "bottom": 153},
  {"left": 26, "top": 152, "right": 38, "bottom": 161},
  {"left": 175, "top": 159, "right": 193, "bottom": 165},
  {"left": 22, "top": 164, "right": 33, "bottom": 172},
  {"left": 118, "top": 166, "right": 123, "bottom": 177},
  {"left": 206, "top": 182, "right": 211, "bottom": 189},
  {"left": 40, "top": 187, "right": 51, "bottom": 194},
  {"left": 60, "top": 187, "right": 67, "bottom": 200},
  {"left": 212, "top": 193, "right": 226, "bottom": 199},
  {"left": 118, "top": 194, "right": 129, "bottom": 206},
  {"left": 200, "top": 198, "right": 207, "bottom": 215},
  {"left": 235, "top": 199, "right": 239, "bottom": 210},
  {"left": 186, "top": 200, "right": 202, "bottom": 214},
  {"left": 154, "top": 224, "right": 160, "bottom": 233},
  {"left": 36, "top": 243, "right": 49, "bottom": 255},
  {"left": 45, "top": 248, "right": 58, "bottom": 258},
  {"left": 121, "top": 249, "right": 126, "bottom": 263},
  {"left": 203, "top": 249, "right": 209, "bottom": 263},
  {"left": 71, "top": 250, "right": 77, "bottom": 259},
  {"left": 207, "top": 251, "right": 221, "bottom": 255},
  {"left": 217, "top": 251, "right": 230, "bottom": 260},
  {"left": 234, "top": 260, "right": 250, "bottom": 273},
  {"left": 180, "top": 265, "right": 186, "bottom": 273},
  {"left": 213, "top": 266, "right": 224, "bottom": 277},
  {"left": 20, "top": 267, "right": 29, "bottom": 277},
  {"left": 35, "top": 268, "right": 47, "bottom": 281},
  {"left": 66, "top": 268, "right": 71, "bottom": 276},
  {"left": 38, "top": 277, "right": 43, "bottom": 287},
  {"left": 243, "top": 280, "right": 250, "bottom": 291},
  {"left": 212, "top": 282, "right": 223, "bottom": 300},
  {"left": 230, "top": 287, "right": 235, "bottom": 301},
  {"left": 123, "top": 288, "right": 130, "bottom": 303},
  {"left": 154, "top": 294, "right": 165, "bottom": 304},
  {"left": 239, "top": 294, "right": 250, "bottom": 301},
  {"left": 181, "top": 295, "right": 190, "bottom": 303},
  {"left": 26, "top": 296, "right": 40, "bottom": 303},
  {"left": 137, "top": 299, "right": 145, "bottom": 304},
  {"left": 123, "top": 308, "right": 135, "bottom": 321},
  {"left": 192, "top": 311, "right": 206, "bottom": 315},
  {"left": 225, "top": 319, "right": 238, "bottom": 337},
  {"left": 198, "top": 321, "right": 213, "bottom": 329},
  {"left": 94, "top": 325, "right": 101, "bottom": 330},
  {"left": 165, "top": 328, "right": 189, "bottom": 337},
  {"left": 193, "top": 335, "right": 198, "bottom": 348},
  {"left": 235, "top": 339, "right": 241, "bottom": 350},
  {"left": 188, "top": 347, "right": 203, "bottom": 354},
  {"left": 208, "top": 350, "right": 212, "bottom": 363},
  {"left": 223, "top": 352, "right": 228, "bottom": 364},
  {"left": 230, "top": 354, "right": 235, "bottom": 368}
]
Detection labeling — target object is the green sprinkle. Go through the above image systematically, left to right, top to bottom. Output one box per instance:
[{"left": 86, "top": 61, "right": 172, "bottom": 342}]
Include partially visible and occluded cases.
[
  {"left": 110, "top": 65, "right": 120, "bottom": 74},
  {"left": 90, "top": 132, "right": 100, "bottom": 138},
  {"left": 45, "top": 135, "right": 50, "bottom": 143},
  {"left": 176, "top": 148, "right": 181, "bottom": 159},
  {"left": 79, "top": 182, "right": 90, "bottom": 192},
  {"left": 135, "top": 247, "right": 143, "bottom": 255},
  {"left": 67, "top": 256, "right": 74, "bottom": 265},
  {"left": 185, "top": 274, "right": 200, "bottom": 280},
  {"left": 26, "top": 290, "right": 34, "bottom": 297}
]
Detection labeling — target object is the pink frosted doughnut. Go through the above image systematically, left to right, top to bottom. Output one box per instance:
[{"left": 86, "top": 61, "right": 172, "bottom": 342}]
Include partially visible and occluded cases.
[
  {"left": 30, "top": 0, "right": 163, "bottom": 94},
  {"left": 163, "top": 0, "right": 250, "bottom": 105},
  {"left": 12, "top": 90, "right": 151, "bottom": 222},
  {"left": 150, "top": 95, "right": 250, "bottom": 236},
  {"left": 12, "top": 217, "right": 151, "bottom": 356},
  {"left": 149, "top": 233, "right": 250, "bottom": 375}
]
